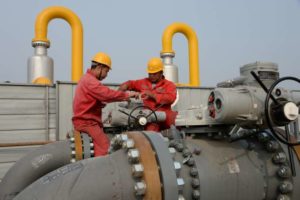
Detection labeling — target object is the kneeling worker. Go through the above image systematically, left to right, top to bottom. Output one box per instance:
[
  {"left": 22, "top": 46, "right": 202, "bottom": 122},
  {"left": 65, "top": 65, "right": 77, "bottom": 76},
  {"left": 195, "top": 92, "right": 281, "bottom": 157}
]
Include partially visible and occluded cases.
[
  {"left": 72, "top": 52, "right": 139, "bottom": 157},
  {"left": 119, "top": 57, "right": 177, "bottom": 131}
]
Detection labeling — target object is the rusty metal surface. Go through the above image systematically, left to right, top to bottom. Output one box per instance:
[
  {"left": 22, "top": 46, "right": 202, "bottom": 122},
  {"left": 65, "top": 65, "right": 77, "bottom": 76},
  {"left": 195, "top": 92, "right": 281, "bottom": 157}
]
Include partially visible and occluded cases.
[
  {"left": 74, "top": 131, "right": 83, "bottom": 161},
  {"left": 127, "top": 131, "right": 162, "bottom": 200},
  {"left": 143, "top": 131, "right": 179, "bottom": 200},
  {"left": 294, "top": 145, "right": 300, "bottom": 161}
]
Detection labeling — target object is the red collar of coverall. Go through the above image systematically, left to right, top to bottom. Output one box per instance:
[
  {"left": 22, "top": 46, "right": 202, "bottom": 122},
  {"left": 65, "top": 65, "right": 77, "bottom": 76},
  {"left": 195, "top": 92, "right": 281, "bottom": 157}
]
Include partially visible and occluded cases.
[{"left": 86, "top": 69, "right": 97, "bottom": 78}]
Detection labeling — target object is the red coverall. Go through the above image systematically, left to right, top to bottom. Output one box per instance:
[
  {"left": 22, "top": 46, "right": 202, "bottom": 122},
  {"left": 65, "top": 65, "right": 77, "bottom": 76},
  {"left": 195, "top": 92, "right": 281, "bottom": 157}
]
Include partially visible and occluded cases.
[
  {"left": 72, "top": 69, "right": 129, "bottom": 156},
  {"left": 120, "top": 77, "right": 177, "bottom": 131}
]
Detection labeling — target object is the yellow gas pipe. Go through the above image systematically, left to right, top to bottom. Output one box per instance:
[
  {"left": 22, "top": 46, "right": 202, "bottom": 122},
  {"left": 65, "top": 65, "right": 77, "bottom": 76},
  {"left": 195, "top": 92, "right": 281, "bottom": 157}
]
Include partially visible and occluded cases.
[
  {"left": 32, "top": 6, "right": 83, "bottom": 83},
  {"left": 161, "top": 22, "right": 200, "bottom": 86}
]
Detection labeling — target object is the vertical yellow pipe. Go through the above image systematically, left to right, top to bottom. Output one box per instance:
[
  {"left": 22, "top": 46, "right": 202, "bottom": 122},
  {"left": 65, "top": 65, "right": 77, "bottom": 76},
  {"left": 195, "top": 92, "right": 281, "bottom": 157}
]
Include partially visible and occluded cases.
[
  {"left": 32, "top": 6, "right": 83, "bottom": 82},
  {"left": 161, "top": 22, "right": 200, "bottom": 86}
]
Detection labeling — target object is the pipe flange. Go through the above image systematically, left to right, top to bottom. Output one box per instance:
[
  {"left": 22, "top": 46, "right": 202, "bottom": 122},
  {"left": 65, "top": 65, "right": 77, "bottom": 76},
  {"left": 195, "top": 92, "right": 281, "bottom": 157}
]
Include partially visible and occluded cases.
[
  {"left": 32, "top": 41, "right": 50, "bottom": 48},
  {"left": 160, "top": 52, "right": 175, "bottom": 58},
  {"left": 69, "top": 131, "right": 94, "bottom": 163},
  {"left": 126, "top": 131, "right": 162, "bottom": 199},
  {"left": 143, "top": 131, "right": 181, "bottom": 200},
  {"left": 112, "top": 132, "right": 147, "bottom": 197},
  {"left": 81, "top": 133, "right": 94, "bottom": 158},
  {"left": 257, "top": 135, "right": 293, "bottom": 200},
  {"left": 167, "top": 137, "right": 201, "bottom": 200}
]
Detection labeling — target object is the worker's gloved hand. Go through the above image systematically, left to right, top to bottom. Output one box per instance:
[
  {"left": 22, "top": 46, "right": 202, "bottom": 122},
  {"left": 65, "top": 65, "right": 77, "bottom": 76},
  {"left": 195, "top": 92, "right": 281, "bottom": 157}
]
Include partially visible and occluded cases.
[
  {"left": 141, "top": 90, "right": 156, "bottom": 100},
  {"left": 127, "top": 91, "right": 140, "bottom": 99}
]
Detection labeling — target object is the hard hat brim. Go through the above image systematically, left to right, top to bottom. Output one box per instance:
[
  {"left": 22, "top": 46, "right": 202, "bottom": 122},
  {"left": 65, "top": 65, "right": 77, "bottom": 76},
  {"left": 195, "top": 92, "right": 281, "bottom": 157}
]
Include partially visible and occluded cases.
[{"left": 147, "top": 69, "right": 163, "bottom": 74}]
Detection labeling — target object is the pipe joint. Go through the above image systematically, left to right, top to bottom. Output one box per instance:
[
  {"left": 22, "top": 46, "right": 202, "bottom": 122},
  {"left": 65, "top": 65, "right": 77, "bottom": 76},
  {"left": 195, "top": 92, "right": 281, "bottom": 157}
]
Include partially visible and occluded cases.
[
  {"left": 31, "top": 6, "right": 83, "bottom": 82},
  {"left": 161, "top": 22, "right": 200, "bottom": 86},
  {"left": 32, "top": 41, "right": 50, "bottom": 48},
  {"left": 160, "top": 52, "right": 175, "bottom": 58}
]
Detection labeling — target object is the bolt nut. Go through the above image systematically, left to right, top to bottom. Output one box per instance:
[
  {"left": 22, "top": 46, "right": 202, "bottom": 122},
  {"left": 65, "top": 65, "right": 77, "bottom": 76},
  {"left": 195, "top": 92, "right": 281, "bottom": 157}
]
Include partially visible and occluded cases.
[
  {"left": 257, "top": 132, "right": 271, "bottom": 143},
  {"left": 115, "top": 134, "right": 128, "bottom": 145},
  {"left": 119, "top": 134, "right": 128, "bottom": 142},
  {"left": 120, "top": 134, "right": 128, "bottom": 141},
  {"left": 110, "top": 136, "right": 117, "bottom": 144},
  {"left": 70, "top": 137, "right": 75, "bottom": 142},
  {"left": 110, "top": 138, "right": 121, "bottom": 151},
  {"left": 122, "top": 139, "right": 135, "bottom": 149},
  {"left": 169, "top": 140, "right": 177, "bottom": 147},
  {"left": 266, "top": 141, "right": 279, "bottom": 152},
  {"left": 175, "top": 143, "right": 184, "bottom": 152},
  {"left": 169, "top": 147, "right": 176, "bottom": 158},
  {"left": 193, "top": 147, "right": 201, "bottom": 155},
  {"left": 183, "top": 148, "right": 192, "bottom": 157},
  {"left": 128, "top": 149, "right": 140, "bottom": 163},
  {"left": 71, "top": 150, "right": 76, "bottom": 155},
  {"left": 273, "top": 152, "right": 287, "bottom": 164},
  {"left": 187, "top": 157, "right": 195, "bottom": 166},
  {"left": 70, "top": 158, "right": 76, "bottom": 163},
  {"left": 174, "top": 161, "right": 181, "bottom": 175},
  {"left": 132, "top": 164, "right": 144, "bottom": 178},
  {"left": 277, "top": 166, "right": 292, "bottom": 178},
  {"left": 190, "top": 167, "right": 198, "bottom": 177},
  {"left": 177, "top": 178, "right": 185, "bottom": 191},
  {"left": 191, "top": 178, "right": 200, "bottom": 188},
  {"left": 134, "top": 181, "right": 146, "bottom": 196},
  {"left": 278, "top": 181, "right": 293, "bottom": 194},
  {"left": 192, "top": 190, "right": 201, "bottom": 200},
  {"left": 178, "top": 194, "right": 185, "bottom": 200},
  {"left": 277, "top": 194, "right": 291, "bottom": 200}
]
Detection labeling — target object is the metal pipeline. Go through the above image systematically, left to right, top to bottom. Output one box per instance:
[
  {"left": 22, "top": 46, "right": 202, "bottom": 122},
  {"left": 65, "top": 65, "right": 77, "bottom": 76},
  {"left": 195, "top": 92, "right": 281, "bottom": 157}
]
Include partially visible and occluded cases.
[
  {"left": 32, "top": 6, "right": 83, "bottom": 83},
  {"left": 161, "top": 22, "right": 200, "bottom": 86},
  {"left": 13, "top": 131, "right": 300, "bottom": 200},
  {"left": 0, "top": 132, "right": 94, "bottom": 200},
  {"left": 0, "top": 141, "right": 71, "bottom": 200},
  {"left": 14, "top": 150, "right": 137, "bottom": 200}
]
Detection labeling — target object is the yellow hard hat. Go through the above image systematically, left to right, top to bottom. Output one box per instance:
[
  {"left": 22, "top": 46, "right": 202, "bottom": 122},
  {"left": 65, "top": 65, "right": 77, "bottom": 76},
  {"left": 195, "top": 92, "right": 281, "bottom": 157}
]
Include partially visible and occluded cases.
[
  {"left": 92, "top": 52, "right": 112, "bottom": 69},
  {"left": 147, "top": 57, "right": 163, "bottom": 73},
  {"left": 32, "top": 76, "right": 52, "bottom": 85}
]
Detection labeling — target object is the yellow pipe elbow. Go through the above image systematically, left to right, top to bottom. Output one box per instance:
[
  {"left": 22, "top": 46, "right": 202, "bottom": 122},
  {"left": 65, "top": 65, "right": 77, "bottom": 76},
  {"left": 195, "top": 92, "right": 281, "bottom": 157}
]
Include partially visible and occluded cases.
[
  {"left": 33, "top": 6, "right": 83, "bottom": 82},
  {"left": 161, "top": 22, "right": 200, "bottom": 86}
]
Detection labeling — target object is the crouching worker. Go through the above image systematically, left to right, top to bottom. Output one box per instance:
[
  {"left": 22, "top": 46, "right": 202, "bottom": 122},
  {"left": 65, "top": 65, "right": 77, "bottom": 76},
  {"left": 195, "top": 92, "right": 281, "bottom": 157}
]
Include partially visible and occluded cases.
[
  {"left": 72, "top": 52, "right": 139, "bottom": 156},
  {"left": 119, "top": 57, "right": 177, "bottom": 132}
]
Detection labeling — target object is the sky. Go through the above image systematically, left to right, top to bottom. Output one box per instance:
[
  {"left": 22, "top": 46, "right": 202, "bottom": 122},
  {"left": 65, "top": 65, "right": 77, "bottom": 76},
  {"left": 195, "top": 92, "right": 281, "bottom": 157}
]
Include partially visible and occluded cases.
[{"left": 0, "top": 0, "right": 300, "bottom": 87}]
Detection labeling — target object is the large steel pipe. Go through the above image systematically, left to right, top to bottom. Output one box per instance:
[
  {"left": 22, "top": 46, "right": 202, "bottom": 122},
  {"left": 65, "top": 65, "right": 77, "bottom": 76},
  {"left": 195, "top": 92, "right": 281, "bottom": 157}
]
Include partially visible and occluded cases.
[
  {"left": 11, "top": 131, "right": 300, "bottom": 200},
  {"left": 0, "top": 141, "right": 71, "bottom": 200},
  {"left": 14, "top": 150, "right": 136, "bottom": 200}
]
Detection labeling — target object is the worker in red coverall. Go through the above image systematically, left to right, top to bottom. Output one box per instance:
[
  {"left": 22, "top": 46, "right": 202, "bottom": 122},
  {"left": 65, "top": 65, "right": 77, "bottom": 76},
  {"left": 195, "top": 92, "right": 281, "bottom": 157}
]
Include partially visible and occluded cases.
[
  {"left": 72, "top": 52, "right": 139, "bottom": 156},
  {"left": 119, "top": 57, "right": 177, "bottom": 131}
]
